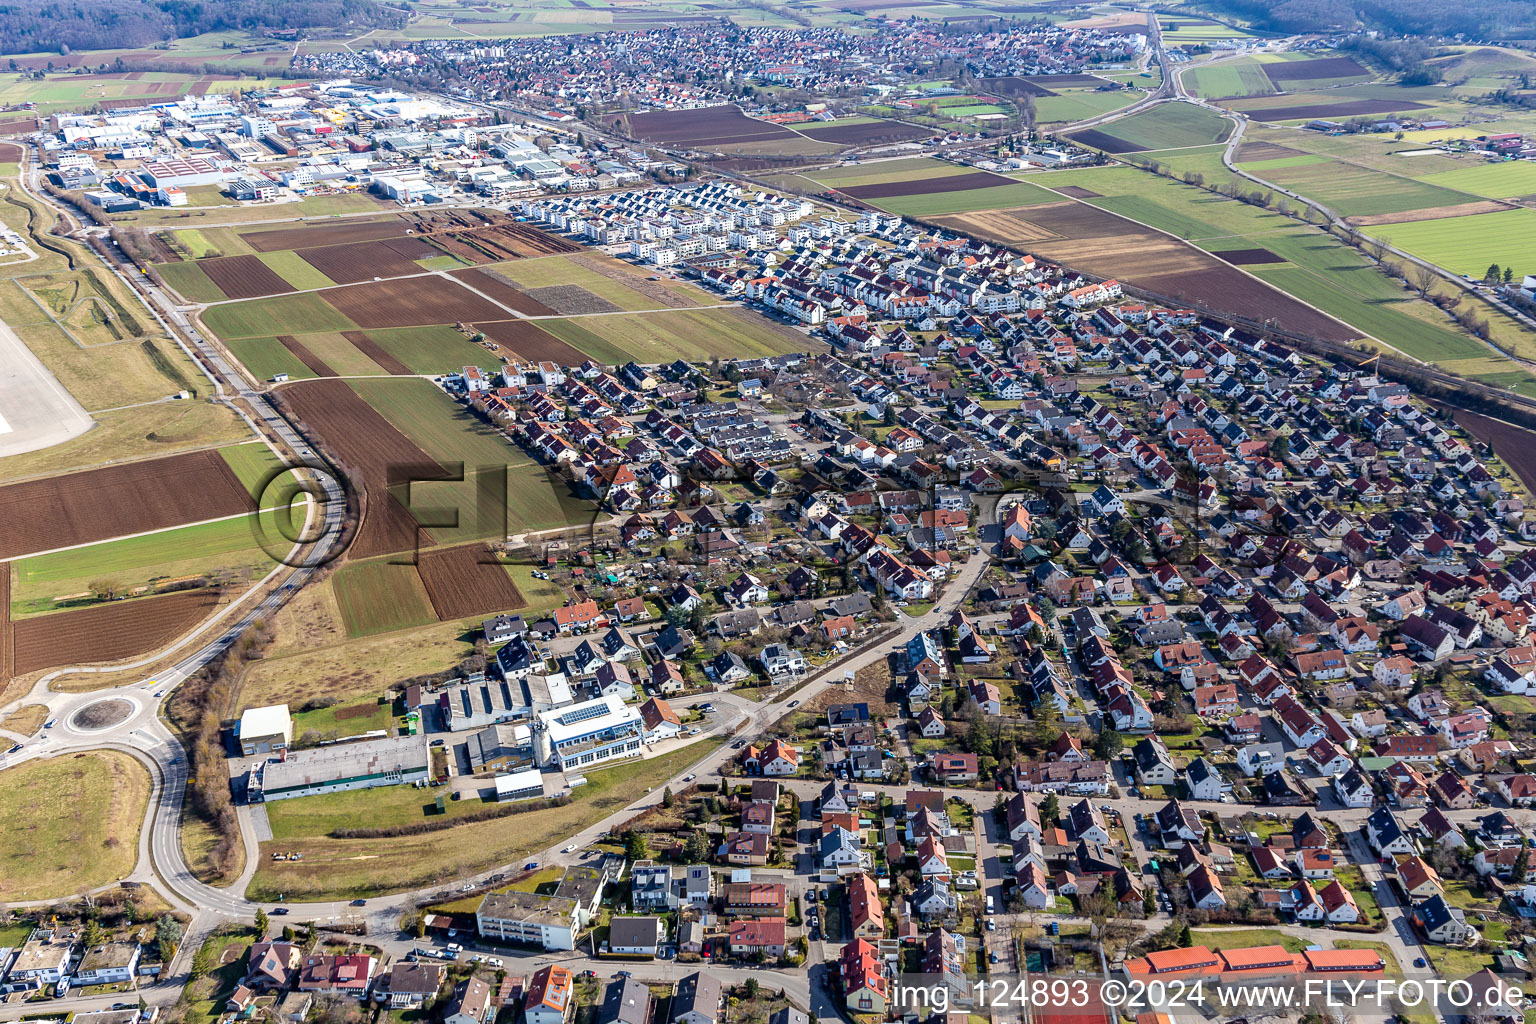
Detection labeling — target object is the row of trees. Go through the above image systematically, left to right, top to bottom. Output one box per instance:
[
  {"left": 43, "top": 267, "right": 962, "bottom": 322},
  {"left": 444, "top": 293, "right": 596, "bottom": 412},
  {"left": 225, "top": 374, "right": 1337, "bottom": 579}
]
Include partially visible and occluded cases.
[{"left": 168, "top": 619, "right": 275, "bottom": 883}]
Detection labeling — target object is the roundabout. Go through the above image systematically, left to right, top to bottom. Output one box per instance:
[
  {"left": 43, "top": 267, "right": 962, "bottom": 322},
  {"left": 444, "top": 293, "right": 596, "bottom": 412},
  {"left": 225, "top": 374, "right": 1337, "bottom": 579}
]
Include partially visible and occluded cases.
[{"left": 66, "top": 697, "right": 137, "bottom": 733}]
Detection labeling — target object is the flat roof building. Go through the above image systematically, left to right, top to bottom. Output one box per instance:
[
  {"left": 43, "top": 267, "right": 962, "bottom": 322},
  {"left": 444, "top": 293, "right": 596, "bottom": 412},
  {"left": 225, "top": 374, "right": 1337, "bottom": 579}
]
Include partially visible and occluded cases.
[
  {"left": 535, "top": 695, "right": 642, "bottom": 771},
  {"left": 238, "top": 704, "right": 293, "bottom": 756},
  {"left": 250, "top": 737, "right": 429, "bottom": 802},
  {"left": 494, "top": 767, "right": 546, "bottom": 802}
]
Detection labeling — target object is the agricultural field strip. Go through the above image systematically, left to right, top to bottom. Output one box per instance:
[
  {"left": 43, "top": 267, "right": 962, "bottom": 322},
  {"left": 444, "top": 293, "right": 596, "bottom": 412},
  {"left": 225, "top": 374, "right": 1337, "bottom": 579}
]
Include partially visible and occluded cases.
[
  {"left": 974, "top": 185, "right": 1364, "bottom": 346},
  {"left": 200, "top": 262, "right": 725, "bottom": 323},
  {"left": 195, "top": 269, "right": 438, "bottom": 307},
  {"left": 6, "top": 498, "right": 309, "bottom": 563}
]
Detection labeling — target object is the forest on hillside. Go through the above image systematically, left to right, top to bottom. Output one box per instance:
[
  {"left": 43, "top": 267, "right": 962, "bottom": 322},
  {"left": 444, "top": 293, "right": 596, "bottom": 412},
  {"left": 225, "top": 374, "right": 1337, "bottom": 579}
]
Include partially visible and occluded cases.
[
  {"left": 0, "top": 0, "right": 407, "bottom": 55},
  {"left": 1204, "top": 0, "right": 1536, "bottom": 39}
]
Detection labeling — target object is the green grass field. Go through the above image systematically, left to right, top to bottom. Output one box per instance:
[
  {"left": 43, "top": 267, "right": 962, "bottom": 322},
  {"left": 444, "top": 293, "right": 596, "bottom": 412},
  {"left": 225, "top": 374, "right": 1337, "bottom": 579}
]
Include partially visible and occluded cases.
[
  {"left": 1159, "top": 17, "right": 1257, "bottom": 42},
  {"left": 1183, "top": 59, "right": 1276, "bottom": 99},
  {"left": 1226, "top": 84, "right": 1460, "bottom": 123},
  {"left": 1033, "top": 89, "right": 1140, "bottom": 123},
  {"left": 1088, "top": 102, "right": 1232, "bottom": 150},
  {"left": 1237, "top": 154, "right": 1332, "bottom": 171},
  {"left": 794, "top": 157, "right": 972, "bottom": 188},
  {"left": 1252, "top": 160, "right": 1478, "bottom": 218},
  {"left": 1418, "top": 160, "right": 1536, "bottom": 199},
  {"left": 1038, "top": 164, "right": 1533, "bottom": 369},
  {"left": 872, "top": 180, "right": 1060, "bottom": 217},
  {"left": 119, "top": 192, "right": 381, "bottom": 227},
  {"left": 1372, "top": 207, "right": 1536, "bottom": 278},
  {"left": 170, "top": 226, "right": 256, "bottom": 259},
  {"left": 257, "top": 250, "right": 337, "bottom": 290},
  {"left": 156, "top": 262, "right": 225, "bottom": 303},
  {"left": 201, "top": 291, "right": 357, "bottom": 340},
  {"left": 541, "top": 307, "right": 811, "bottom": 363},
  {"left": 365, "top": 325, "right": 504, "bottom": 374},
  {"left": 274, "top": 331, "right": 388, "bottom": 376},
  {"left": 226, "top": 337, "right": 319, "bottom": 383},
  {"left": 346, "top": 376, "right": 595, "bottom": 541},
  {"left": 347, "top": 377, "right": 527, "bottom": 470},
  {"left": 219, "top": 442, "right": 290, "bottom": 499},
  {"left": 9, "top": 509, "right": 290, "bottom": 617},
  {"left": 331, "top": 559, "right": 438, "bottom": 637},
  {"left": 290, "top": 694, "right": 398, "bottom": 742},
  {"left": 247, "top": 738, "right": 725, "bottom": 900},
  {"left": 0, "top": 751, "right": 149, "bottom": 900},
  {"left": 1190, "top": 928, "right": 1308, "bottom": 953}
]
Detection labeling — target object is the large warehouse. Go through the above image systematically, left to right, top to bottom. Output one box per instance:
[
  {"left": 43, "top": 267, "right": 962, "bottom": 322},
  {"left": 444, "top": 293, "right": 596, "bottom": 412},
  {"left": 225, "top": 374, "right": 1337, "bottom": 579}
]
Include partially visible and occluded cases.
[{"left": 247, "top": 737, "right": 429, "bottom": 802}]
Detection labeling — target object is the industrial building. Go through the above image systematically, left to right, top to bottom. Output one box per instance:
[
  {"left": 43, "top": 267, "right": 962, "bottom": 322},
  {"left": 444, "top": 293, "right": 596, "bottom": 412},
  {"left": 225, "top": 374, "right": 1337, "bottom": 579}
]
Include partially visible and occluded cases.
[
  {"left": 534, "top": 695, "right": 643, "bottom": 771},
  {"left": 237, "top": 704, "right": 294, "bottom": 756},
  {"left": 247, "top": 737, "right": 429, "bottom": 802}
]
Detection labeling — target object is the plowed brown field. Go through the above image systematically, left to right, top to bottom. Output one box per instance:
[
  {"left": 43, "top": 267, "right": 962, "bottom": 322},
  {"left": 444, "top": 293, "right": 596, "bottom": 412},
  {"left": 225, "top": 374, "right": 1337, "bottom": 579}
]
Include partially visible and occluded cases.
[
  {"left": 796, "top": 120, "right": 935, "bottom": 145},
  {"left": 840, "top": 170, "right": 1017, "bottom": 199},
  {"left": 935, "top": 200, "right": 1361, "bottom": 343},
  {"left": 241, "top": 218, "right": 408, "bottom": 253},
  {"left": 297, "top": 241, "right": 428, "bottom": 285},
  {"left": 199, "top": 255, "right": 293, "bottom": 299},
  {"left": 452, "top": 269, "right": 556, "bottom": 316},
  {"left": 322, "top": 278, "right": 510, "bottom": 329},
  {"left": 475, "top": 320, "right": 587, "bottom": 363},
  {"left": 341, "top": 331, "right": 412, "bottom": 375},
  {"left": 277, "top": 335, "right": 337, "bottom": 377},
  {"left": 279, "top": 379, "right": 447, "bottom": 559},
  {"left": 0, "top": 451, "right": 255, "bottom": 560},
  {"left": 416, "top": 542, "right": 524, "bottom": 621},
  {"left": 11, "top": 589, "right": 222, "bottom": 674}
]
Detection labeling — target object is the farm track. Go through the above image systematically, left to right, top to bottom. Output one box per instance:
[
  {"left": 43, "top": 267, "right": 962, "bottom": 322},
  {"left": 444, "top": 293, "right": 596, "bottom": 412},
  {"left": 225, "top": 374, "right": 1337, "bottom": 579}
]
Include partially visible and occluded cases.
[{"left": 450, "top": 269, "right": 556, "bottom": 316}]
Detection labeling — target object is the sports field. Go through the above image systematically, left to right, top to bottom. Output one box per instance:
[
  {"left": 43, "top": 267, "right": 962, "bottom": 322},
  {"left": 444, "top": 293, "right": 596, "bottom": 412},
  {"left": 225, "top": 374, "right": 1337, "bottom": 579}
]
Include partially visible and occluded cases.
[{"left": 1371, "top": 208, "right": 1536, "bottom": 279}]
